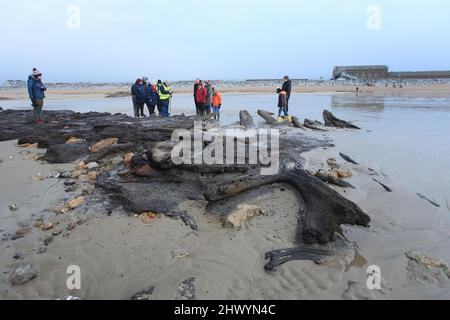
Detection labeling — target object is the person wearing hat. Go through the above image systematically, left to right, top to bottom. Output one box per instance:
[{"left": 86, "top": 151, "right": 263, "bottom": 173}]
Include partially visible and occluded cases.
[
  {"left": 27, "top": 68, "right": 47, "bottom": 124},
  {"left": 282, "top": 75, "right": 292, "bottom": 112},
  {"left": 131, "top": 79, "right": 147, "bottom": 118},
  {"left": 145, "top": 80, "right": 159, "bottom": 116},
  {"left": 157, "top": 80, "right": 173, "bottom": 117},
  {"left": 204, "top": 80, "right": 213, "bottom": 115},
  {"left": 195, "top": 81, "right": 207, "bottom": 116}
]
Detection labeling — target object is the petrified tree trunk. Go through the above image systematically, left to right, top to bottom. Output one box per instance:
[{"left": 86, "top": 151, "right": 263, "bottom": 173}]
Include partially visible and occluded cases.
[
  {"left": 239, "top": 110, "right": 256, "bottom": 129},
  {"left": 257, "top": 110, "right": 277, "bottom": 125},
  {"left": 323, "top": 110, "right": 360, "bottom": 129},
  {"left": 304, "top": 119, "right": 327, "bottom": 131}
]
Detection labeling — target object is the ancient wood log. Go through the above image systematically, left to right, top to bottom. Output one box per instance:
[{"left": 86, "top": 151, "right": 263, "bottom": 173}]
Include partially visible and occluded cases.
[
  {"left": 239, "top": 110, "right": 256, "bottom": 129},
  {"left": 257, "top": 110, "right": 277, "bottom": 125},
  {"left": 323, "top": 110, "right": 360, "bottom": 129},
  {"left": 292, "top": 116, "right": 305, "bottom": 129},
  {"left": 304, "top": 119, "right": 327, "bottom": 131},
  {"left": 315, "top": 170, "right": 355, "bottom": 189},
  {"left": 373, "top": 178, "right": 393, "bottom": 192}
]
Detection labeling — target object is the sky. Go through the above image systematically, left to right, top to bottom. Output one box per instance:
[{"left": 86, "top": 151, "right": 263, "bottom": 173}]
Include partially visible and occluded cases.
[{"left": 0, "top": 0, "right": 449, "bottom": 83}]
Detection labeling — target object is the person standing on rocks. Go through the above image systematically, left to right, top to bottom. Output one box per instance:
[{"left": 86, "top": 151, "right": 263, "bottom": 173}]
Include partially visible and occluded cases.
[
  {"left": 27, "top": 68, "right": 47, "bottom": 124},
  {"left": 282, "top": 75, "right": 292, "bottom": 112},
  {"left": 131, "top": 79, "right": 147, "bottom": 118},
  {"left": 194, "top": 79, "right": 200, "bottom": 115},
  {"left": 145, "top": 80, "right": 159, "bottom": 116},
  {"left": 157, "top": 80, "right": 173, "bottom": 117},
  {"left": 195, "top": 80, "right": 207, "bottom": 116},
  {"left": 204, "top": 80, "right": 213, "bottom": 115},
  {"left": 212, "top": 87, "right": 222, "bottom": 120},
  {"left": 276, "top": 88, "right": 291, "bottom": 123}
]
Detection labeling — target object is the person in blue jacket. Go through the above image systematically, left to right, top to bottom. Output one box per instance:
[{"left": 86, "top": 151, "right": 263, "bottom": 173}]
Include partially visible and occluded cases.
[
  {"left": 27, "top": 68, "right": 47, "bottom": 124},
  {"left": 131, "top": 79, "right": 147, "bottom": 118},
  {"left": 145, "top": 80, "right": 159, "bottom": 116}
]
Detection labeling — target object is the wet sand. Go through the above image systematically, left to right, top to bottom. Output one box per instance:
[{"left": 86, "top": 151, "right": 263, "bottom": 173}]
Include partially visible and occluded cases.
[{"left": 1, "top": 117, "right": 449, "bottom": 299}]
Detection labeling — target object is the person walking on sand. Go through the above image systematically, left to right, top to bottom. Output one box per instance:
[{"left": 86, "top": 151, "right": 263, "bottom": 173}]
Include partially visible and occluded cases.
[
  {"left": 27, "top": 68, "right": 47, "bottom": 124},
  {"left": 282, "top": 75, "right": 292, "bottom": 112},
  {"left": 131, "top": 79, "right": 147, "bottom": 118},
  {"left": 194, "top": 79, "right": 200, "bottom": 115},
  {"left": 145, "top": 80, "right": 159, "bottom": 116},
  {"left": 157, "top": 80, "right": 173, "bottom": 117},
  {"left": 195, "top": 80, "right": 207, "bottom": 116},
  {"left": 204, "top": 80, "right": 213, "bottom": 115},
  {"left": 212, "top": 87, "right": 222, "bottom": 120},
  {"left": 276, "top": 88, "right": 291, "bottom": 124}
]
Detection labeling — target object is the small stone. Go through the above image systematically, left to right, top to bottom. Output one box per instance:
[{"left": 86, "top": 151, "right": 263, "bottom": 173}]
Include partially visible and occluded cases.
[
  {"left": 66, "top": 137, "right": 85, "bottom": 145},
  {"left": 90, "top": 138, "right": 118, "bottom": 153},
  {"left": 124, "top": 153, "right": 134, "bottom": 167},
  {"left": 327, "top": 158, "right": 338, "bottom": 167},
  {"left": 77, "top": 161, "right": 87, "bottom": 170},
  {"left": 87, "top": 162, "right": 99, "bottom": 170},
  {"left": 335, "top": 169, "right": 353, "bottom": 178},
  {"left": 71, "top": 170, "right": 83, "bottom": 179},
  {"left": 59, "top": 171, "right": 72, "bottom": 179},
  {"left": 88, "top": 171, "right": 98, "bottom": 181},
  {"left": 64, "top": 180, "right": 77, "bottom": 186},
  {"left": 67, "top": 196, "right": 85, "bottom": 210},
  {"left": 9, "top": 204, "right": 18, "bottom": 211},
  {"left": 224, "top": 205, "right": 264, "bottom": 228},
  {"left": 138, "top": 212, "right": 157, "bottom": 224},
  {"left": 33, "top": 220, "right": 44, "bottom": 228},
  {"left": 41, "top": 223, "right": 54, "bottom": 231},
  {"left": 67, "top": 223, "right": 77, "bottom": 231},
  {"left": 15, "top": 228, "right": 31, "bottom": 237},
  {"left": 52, "top": 230, "right": 63, "bottom": 236},
  {"left": 63, "top": 231, "right": 71, "bottom": 238},
  {"left": 43, "top": 236, "right": 54, "bottom": 246},
  {"left": 37, "top": 246, "right": 47, "bottom": 254},
  {"left": 172, "top": 249, "right": 190, "bottom": 259},
  {"left": 13, "top": 253, "right": 24, "bottom": 260},
  {"left": 10, "top": 264, "right": 38, "bottom": 286},
  {"left": 176, "top": 277, "right": 196, "bottom": 300},
  {"left": 131, "top": 287, "right": 155, "bottom": 301}
]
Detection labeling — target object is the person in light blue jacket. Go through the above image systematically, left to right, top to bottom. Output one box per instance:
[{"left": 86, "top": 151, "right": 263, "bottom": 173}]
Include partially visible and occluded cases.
[{"left": 27, "top": 68, "right": 47, "bottom": 124}]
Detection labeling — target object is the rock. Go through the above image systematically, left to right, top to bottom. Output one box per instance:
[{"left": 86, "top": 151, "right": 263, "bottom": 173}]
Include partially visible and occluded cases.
[
  {"left": 66, "top": 137, "right": 85, "bottom": 145},
  {"left": 90, "top": 138, "right": 118, "bottom": 153},
  {"left": 18, "top": 143, "right": 38, "bottom": 148},
  {"left": 44, "top": 144, "right": 90, "bottom": 164},
  {"left": 124, "top": 153, "right": 134, "bottom": 167},
  {"left": 327, "top": 158, "right": 338, "bottom": 167},
  {"left": 77, "top": 161, "right": 87, "bottom": 170},
  {"left": 87, "top": 162, "right": 99, "bottom": 170},
  {"left": 135, "top": 165, "right": 155, "bottom": 177},
  {"left": 334, "top": 169, "right": 353, "bottom": 178},
  {"left": 71, "top": 170, "right": 83, "bottom": 179},
  {"left": 59, "top": 171, "right": 72, "bottom": 179},
  {"left": 88, "top": 171, "right": 98, "bottom": 181},
  {"left": 328, "top": 171, "right": 339, "bottom": 179},
  {"left": 64, "top": 180, "right": 77, "bottom": 186},
  {"left": 67, "top": 196, "right": 85, "bottom": 210},
  {"left": 9, "top": 204, "right": 18, "bottom": 211},
  {"left": 223, "top": 205, "right": 264, "bottom": 228},
  {"left": 138, "top": 212, "right": 157, "bottom": 224},
  {"left": 33, "top": 220, "right": 44, "bottom": 228},
  {"left": 67, "top": 222, "right": 77, "bottom": 231},
  {"left": 40, "top": 223, "right": 54, "bottom": 231},
  {"left": 15, "top": 228, "right": 31, "bottom": 237},
  {"left": 52, "top": 230, "right": 63, "bottom": 236},
  {"left": 63, "top": 231, "right": 72, "bottom": 238},
  {"left": 43, "top": 236, "right": 54, "bottom": 246},
  {"left": 37, "top": 246, "right": 47, "bottom": 254},
  {"left": 172, "top": 249, "right": 190, "bottom": 259},
  {"left": 406, "top": 251, "right": 450, "bottom": 286},
  {"left": 13, "top": 253, "right": 24, "bottom": 260},
  {"left": 10, "top": 264, "right": 38, "bottom": 285},
  {"left": 177, "top": 277, "right": 196, "bottom": 300},
  {"left": 131, "top": 287, "right": 155, "bottom": 301},
  {"left": 57, "top": 296, "right": 81, "bottom": 300}
]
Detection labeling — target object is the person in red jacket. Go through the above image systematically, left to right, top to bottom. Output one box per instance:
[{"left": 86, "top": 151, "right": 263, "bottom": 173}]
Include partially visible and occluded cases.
[{"left": 195, "top": 81, "right": 207, "bottom": 116}]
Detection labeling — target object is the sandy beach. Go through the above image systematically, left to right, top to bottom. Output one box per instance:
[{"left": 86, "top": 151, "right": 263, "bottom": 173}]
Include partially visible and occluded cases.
[{"left": 1, "top": 93, "right": 449, "bottom": 300}]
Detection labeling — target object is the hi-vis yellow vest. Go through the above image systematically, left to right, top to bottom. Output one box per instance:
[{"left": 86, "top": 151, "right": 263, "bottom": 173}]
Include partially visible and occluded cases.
[{"left": 158, "top": 84, "right": 170, "bottom": 100}]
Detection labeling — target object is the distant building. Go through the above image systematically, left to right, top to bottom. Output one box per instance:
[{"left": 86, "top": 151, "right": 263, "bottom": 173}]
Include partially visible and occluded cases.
[
  {"left": 332, "top": 65, "right": 450, "bottom": 80},
  {"left": 332, "top": 66, "right": 389, "bottom": 80}
]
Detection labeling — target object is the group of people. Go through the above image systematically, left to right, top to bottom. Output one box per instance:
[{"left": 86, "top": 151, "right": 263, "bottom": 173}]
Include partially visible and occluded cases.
[
  {"left": 131, "top": 78, "right": 173, "bottom": 118},
  {"left": 193, "top": 80, "right": 222, "bottom": 120}
]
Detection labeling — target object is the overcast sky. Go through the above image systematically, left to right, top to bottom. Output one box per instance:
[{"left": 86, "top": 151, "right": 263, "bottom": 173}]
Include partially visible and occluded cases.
[{"left": 1, "top": 0, "right": 449, "bottom": 83}]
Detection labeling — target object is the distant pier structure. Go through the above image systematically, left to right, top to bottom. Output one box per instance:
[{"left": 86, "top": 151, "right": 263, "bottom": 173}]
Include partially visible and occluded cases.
[{"left": 333, "top": 65, "right": 450, "bottom": 80}]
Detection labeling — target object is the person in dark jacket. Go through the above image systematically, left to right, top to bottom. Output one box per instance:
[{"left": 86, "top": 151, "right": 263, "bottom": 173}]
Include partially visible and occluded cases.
[
  {"left": 27, "top": 68, "right": 47, "bottom": 124},
  {"left": 281, "top": 75, "right": 292, "bottom": 112},
  {"left": 131, "top": 79, "right": 146, "bottom": 118},
  {"left": 194, "top": 79, "right": 200, "bottom": 115},
  {"left": 145, "top": 80, "right": 159, "bottom": 116},
  {"left": 204, "top": 80, "right": 213, "bottom": 115},
  {"left": 195, "top": 81, "right": 207, "bottom": 116},
  {"left": 276, "top": 88, "right": 291, "bottom": 123}
]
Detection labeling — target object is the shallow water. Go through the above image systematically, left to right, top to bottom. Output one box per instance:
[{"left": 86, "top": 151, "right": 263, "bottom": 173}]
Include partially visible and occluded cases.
[{"left": 3, "top": 93, "right": 450, "bottom": 201}]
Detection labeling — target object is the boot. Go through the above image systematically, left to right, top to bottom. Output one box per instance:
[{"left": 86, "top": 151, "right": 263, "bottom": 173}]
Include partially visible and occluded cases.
[
  {"left": 284, "top": 116, "right": 292, "bottom": 123},
  {"left": 277, "top": 117, "right": 282, "bottom": 124}
]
